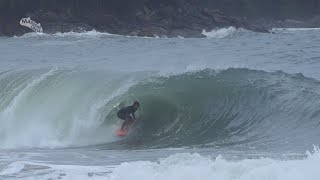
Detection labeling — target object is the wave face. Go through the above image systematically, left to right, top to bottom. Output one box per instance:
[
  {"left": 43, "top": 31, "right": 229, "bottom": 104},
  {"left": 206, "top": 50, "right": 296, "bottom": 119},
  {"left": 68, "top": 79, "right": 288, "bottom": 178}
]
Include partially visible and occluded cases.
[
  {"left": 0, "top": 68, "right": 320, "bottom": 150},
  {"left": 106, "top": 68, "right": 320, "bottom": 150}
]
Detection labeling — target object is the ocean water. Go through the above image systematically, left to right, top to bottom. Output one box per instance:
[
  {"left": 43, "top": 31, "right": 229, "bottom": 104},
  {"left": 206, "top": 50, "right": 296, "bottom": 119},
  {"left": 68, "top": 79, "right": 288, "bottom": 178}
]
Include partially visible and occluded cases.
[{"left": 0, "top": 28, "right": 320, "bottom": 179}]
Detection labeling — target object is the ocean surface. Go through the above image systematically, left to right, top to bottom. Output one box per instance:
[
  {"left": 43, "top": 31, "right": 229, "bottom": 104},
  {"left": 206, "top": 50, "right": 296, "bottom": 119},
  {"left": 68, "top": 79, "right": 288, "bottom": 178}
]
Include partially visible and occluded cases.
[{"left": 0, "top": 27, "right": 320, "bottom": 179}]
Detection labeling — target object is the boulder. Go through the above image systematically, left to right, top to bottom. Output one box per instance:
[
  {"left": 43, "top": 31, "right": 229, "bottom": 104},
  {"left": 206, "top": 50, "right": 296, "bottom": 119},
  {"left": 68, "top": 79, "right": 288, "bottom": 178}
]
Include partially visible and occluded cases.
[
  {"left": 0, "top": 0, "right": 272, "bottom": 37},
  {"left": 309, "top": 16, "right": 320, "bottom": 27},
  {"left": 42, "top": 22, "right": 94, "bottom": 34},
  {"left": 137, "top": 26, "right": 168, "bottom": 37},
  {"left": 168, "top": 29, "right": 205, "bottom": 38}
]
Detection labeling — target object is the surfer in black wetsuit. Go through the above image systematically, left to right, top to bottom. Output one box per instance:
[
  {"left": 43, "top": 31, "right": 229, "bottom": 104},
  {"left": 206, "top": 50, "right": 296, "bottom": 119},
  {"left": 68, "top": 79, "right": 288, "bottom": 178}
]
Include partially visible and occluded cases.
[{"left": 117, "top": 101, "right": 140, "bottom": 130}]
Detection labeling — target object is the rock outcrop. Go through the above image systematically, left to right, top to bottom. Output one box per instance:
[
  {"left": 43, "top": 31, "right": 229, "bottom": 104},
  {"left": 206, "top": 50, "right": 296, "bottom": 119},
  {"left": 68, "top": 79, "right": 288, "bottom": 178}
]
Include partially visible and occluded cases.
[{"left": 1, "top": 0, "right": 319, "bottom": 37}]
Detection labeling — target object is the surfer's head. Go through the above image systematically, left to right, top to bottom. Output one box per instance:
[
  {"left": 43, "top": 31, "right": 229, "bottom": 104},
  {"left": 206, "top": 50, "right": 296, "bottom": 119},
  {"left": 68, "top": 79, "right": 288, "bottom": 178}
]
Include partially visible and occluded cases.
[{"left": 133, "top": 101, "right": 140, "bottom": 109}]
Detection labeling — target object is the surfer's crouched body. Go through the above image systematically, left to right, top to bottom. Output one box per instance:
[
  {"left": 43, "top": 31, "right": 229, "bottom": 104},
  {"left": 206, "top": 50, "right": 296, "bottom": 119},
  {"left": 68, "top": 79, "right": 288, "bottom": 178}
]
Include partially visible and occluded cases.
[{"left": 117, "top": 101, "right": 140, "bottom": 130}]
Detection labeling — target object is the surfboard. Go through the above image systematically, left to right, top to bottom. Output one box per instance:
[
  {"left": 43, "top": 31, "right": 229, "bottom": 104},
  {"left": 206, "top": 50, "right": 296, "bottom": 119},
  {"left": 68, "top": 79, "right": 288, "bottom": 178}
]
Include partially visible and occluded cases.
[
  {"left": 116, "top": 121, "right": 135, "bottom": 136},
  {"left": 116, "top": 128, "right": 129, "bottom": 136}
]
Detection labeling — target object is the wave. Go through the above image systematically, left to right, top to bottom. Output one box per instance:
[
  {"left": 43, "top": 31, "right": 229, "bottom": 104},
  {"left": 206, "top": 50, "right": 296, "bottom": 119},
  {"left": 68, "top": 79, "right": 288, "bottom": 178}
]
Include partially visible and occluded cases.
[
  {"left": 15, "top": 27, "right": 239, "bottom": 39},
  {"left": 202, "top": 27, "right": 237, "bottom": 38},
  {"left": 15, "top": 30, "right": 115, "bottom": 39},
  {"left": 16, "top": 30, "right": 168, "bottom": 39},
  {"left": 0, "top": 68, "right": 320, "bottom": 149},
  {"left": 105, "top": 68, "right": 320, "bottom": 150},
  {"left": 0, "top": 69, "right": 137, "bottom": 148},
  {"left": 1, "top": 146, "right": 319, "bottom": 180},
  {"left": 106, "top": 147, "right": 320, "bottom": 180}
]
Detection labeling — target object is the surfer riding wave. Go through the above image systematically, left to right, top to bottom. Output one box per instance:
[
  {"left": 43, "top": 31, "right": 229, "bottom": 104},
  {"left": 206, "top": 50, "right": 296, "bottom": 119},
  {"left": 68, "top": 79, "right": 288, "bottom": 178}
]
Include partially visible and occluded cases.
[{"left": 117, "top": 101, "right": 140, "bottom": 130}]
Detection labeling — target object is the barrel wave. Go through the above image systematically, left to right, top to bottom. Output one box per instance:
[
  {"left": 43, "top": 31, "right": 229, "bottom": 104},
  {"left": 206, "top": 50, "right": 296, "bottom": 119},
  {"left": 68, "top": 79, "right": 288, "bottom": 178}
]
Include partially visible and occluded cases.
[
  {"left": 1, "top": 68, "right": 320, "bottom": 150},
  {"left": 108, "top": 68, "right": 320, "bottom": 151}
]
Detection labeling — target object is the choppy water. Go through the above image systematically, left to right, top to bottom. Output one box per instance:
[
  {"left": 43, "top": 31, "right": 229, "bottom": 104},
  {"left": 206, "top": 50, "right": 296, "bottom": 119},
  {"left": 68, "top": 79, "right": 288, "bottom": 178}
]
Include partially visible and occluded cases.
[{"left": 0, "top": 28, "right": 320, "bottom": 179}]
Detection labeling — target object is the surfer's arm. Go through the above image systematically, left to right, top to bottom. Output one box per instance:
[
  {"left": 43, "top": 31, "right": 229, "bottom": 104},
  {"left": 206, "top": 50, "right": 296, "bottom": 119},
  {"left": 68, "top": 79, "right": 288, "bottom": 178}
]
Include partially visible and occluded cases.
[{"left": 131, "top": 112, "right": 136, "bottom": 120}]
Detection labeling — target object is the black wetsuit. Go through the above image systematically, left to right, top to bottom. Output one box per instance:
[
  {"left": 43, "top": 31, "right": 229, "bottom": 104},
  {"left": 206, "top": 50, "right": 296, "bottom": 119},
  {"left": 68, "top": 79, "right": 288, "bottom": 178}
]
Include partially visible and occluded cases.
[{"left": 117, "top": 106, "right": 137, "bottom": 121}]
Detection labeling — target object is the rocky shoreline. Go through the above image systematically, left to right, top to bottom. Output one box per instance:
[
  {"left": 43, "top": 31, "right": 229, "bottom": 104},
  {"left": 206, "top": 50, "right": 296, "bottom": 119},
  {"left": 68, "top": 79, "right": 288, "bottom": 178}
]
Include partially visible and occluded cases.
[
  {"left": 1, "top": 0, "right": 320, "bottom": 38},
  {"left": 1, "top": 9, "right": 269, "bottom": 38}
]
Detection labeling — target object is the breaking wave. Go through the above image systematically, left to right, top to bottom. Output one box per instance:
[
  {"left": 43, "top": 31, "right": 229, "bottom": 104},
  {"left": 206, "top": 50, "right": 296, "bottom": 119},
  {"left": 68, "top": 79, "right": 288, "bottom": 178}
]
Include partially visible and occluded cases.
[{"left": 0, "top": 68, "right": 320, "bottom": 150}]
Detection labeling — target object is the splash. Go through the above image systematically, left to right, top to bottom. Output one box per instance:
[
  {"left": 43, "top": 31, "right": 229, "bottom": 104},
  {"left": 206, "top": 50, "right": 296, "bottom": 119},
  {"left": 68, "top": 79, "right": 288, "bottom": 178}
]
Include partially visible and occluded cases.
[{"left": 202, "top": 27, "right": 236, "bottom": 38}]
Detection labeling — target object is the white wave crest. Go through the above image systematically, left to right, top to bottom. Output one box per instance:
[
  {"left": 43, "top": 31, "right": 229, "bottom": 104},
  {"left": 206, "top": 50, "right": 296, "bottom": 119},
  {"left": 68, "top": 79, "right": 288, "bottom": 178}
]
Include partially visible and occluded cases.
[
  {"left": 202, "top": 27, "right": 237, "bottom": 38},
  {"left": 17, "top": 30, "right": 115, "bottom": 38},
  {"left": 53, "top": 30, "right": 114, "bottom": 37},
  {"left": 108, "top": 151, "right": 320, "bottom": 180}
]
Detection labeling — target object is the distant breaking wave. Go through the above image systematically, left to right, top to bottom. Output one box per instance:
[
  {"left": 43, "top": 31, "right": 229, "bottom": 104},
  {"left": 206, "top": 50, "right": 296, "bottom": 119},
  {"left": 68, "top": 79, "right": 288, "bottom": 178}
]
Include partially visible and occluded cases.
[
  {"left": 13, "top": 26, "right": 320, "bottom": 40},
  {"left": 17, "top": 27, "right": 240, "bottom": 39},
  {"left": 202, "top": 27, "right": 237, "bottom": 38},
  {"left": 16, "top": 30, "right": 115, "bottom": 39}
]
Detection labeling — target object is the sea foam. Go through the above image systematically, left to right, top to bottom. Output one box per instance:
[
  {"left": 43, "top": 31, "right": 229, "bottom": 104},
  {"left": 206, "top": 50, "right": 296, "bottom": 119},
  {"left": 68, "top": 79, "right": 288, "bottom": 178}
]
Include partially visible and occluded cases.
[
  {"left": 202, "top": 27, "right": 237, "bottom": 38},
  {"left": 2, "top": 147, "right": 318, "bottom": 180},
  {"left": 107, "top": 148, "right": 320, "bottom": 180}
]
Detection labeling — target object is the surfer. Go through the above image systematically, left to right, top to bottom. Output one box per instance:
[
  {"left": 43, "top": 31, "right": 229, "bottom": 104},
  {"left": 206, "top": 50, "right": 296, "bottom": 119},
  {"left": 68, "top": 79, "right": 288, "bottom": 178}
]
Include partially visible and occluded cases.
[{"left": 117, "top": 101, "right": 140, "bottom": 130}]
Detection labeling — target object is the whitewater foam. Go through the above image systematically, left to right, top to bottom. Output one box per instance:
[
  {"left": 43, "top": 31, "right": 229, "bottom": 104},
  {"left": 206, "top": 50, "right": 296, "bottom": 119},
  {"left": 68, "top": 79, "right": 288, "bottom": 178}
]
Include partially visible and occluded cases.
[
  {"left": 16, "top": 27, "right": 239, "bottom": 39},
  {"left": 202, "top": 27, "right": 237, "bottom": 38},
  {"left": 16, "top": 30, "right": 115, "bottom": 39},
  {"left": 53, "top": 30, "right": 115, "bottom": 37},
  {"left": 0, "top": 69, "right": 140, "bottom": 149},
  {"left": 0, "top": 69, "right": 58, "bottom": 148},
  {"left": 108, "top": 146, "right": 320, "bottom": 180},
  {"left": 1, "top": 147, "right": 319, "bottom": 180}
]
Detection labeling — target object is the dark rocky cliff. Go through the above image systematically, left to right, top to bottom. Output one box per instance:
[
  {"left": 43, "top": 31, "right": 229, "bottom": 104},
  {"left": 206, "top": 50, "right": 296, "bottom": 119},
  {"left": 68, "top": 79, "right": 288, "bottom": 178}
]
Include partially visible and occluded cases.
[{"left": 1, "top": 0, "right": 320, "bottom": 37}]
